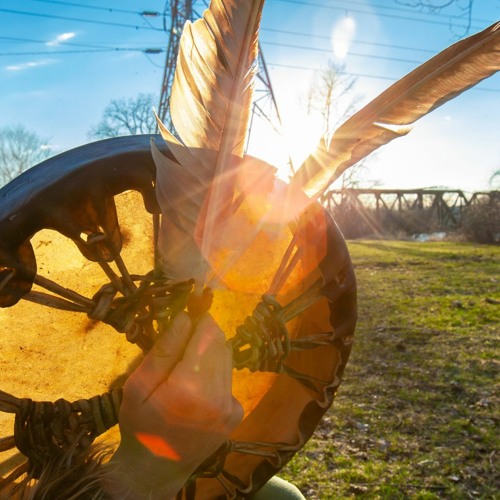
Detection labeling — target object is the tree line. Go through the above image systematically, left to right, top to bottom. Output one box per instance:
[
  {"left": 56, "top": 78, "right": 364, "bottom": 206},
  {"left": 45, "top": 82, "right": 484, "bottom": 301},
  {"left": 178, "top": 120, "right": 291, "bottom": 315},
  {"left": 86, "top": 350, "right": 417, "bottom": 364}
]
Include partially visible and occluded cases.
[
  {"left": 2, "top": 56, "right": 497, "bottom": 191},
  {"left": 0, "top": 62, "right": 361, "bottom": 188},
  {"left": 0, "top": 93, "right": 158, "bottom": 188}
]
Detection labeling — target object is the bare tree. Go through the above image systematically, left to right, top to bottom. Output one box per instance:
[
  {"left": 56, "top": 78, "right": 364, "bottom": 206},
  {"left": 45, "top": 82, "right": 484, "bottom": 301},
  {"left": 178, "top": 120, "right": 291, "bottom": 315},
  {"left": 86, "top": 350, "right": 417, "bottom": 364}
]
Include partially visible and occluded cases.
[
  {"left": 396, "top": 0, "right": 475, "bottom": 36},
  {"left": 397, "top": 0, "right": 473, "bottom": 11},
  {"left": 304, "top": 61, "right": 360, "bottom": 143},
  {"left": 304, "top": 62, "right": 375, "bottom": 189},
  {"left": 89, "top": 93, "right": 157, "bottom": 139},
  {"left": 0, "top": 125, "right": 51, "bottom": 187}
]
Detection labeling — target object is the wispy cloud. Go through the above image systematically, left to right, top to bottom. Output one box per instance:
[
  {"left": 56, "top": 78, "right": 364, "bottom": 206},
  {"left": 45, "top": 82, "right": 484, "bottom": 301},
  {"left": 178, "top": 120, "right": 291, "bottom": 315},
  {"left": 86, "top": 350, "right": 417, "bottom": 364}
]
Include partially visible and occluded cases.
[
  {"left": 46, "top": 32, "right": 76, "bottom": 46},
  {"left": 6, "top": 59, "right": 54, "bottom": 72}
]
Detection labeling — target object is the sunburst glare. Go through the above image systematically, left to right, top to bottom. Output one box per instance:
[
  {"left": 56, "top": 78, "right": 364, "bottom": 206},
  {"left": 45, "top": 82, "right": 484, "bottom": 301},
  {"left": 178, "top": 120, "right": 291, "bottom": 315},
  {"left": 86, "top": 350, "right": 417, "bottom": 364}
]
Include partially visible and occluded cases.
[{"left": 247, "top": 101, "right": 324, "bottom": 182}]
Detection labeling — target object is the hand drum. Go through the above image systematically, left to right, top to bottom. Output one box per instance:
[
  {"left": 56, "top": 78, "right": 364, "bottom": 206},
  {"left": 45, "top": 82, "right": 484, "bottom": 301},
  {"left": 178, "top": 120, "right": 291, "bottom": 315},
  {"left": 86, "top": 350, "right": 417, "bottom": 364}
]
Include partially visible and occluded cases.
[{"left": 0, "top": 135, "right": 356, "bottom": 498}]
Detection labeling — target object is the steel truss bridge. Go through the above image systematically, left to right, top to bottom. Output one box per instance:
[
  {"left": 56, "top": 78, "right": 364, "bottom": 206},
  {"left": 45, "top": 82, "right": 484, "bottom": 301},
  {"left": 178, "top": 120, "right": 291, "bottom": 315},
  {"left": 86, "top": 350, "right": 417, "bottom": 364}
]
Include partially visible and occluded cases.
[{"left": 321, "top": 188, "right": 499, "bottom": 231}]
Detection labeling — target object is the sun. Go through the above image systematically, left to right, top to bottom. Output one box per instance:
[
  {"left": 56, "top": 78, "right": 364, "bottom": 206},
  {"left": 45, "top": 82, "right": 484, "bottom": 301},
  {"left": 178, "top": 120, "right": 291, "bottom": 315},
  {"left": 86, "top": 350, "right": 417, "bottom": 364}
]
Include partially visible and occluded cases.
[{"left": 247, "top": 102, "right": 324, "bottom": 182}]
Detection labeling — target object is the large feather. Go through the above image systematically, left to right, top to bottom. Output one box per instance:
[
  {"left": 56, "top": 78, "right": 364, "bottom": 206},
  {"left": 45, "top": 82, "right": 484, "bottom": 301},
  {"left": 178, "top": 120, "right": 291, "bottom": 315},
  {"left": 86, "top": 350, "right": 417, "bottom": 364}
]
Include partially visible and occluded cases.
[
  {"left": 154, "top": 0, "right": 265, "bottom": 283},
  {"left": 292, "top": 21, "right": 500, "bottom": 198}
]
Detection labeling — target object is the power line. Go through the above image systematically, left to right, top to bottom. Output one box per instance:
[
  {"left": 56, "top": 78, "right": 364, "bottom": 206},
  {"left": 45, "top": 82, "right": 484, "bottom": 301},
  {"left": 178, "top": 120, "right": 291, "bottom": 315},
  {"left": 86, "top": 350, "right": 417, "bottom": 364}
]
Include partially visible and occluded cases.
[
  {"left": 19, "top": 0, "right": 487, "bottom": 30},
  {"left": 25, "top": 0, "right": 155, "bottom": 16},
  {"left": 25, "top": 0, "right": 165, "bottom": 32},
  {"left": 271, "top": 0, "right": 490, "bottom": 30},
  {"left": 2, "top": 3, "right": 497, "bottom": 92},
  {"left": 3, "top": 6, "right": 495, "bottom": 51},
  {"left": 0, "top": 8, "right": 163, "bottom": 31},
  {"left": 2, "top": 28, "right": 497, "bottom": 85},
  {"left": 261, "top": 28, "right": 438, "bottom": 54},
  {"left": 0, "top": 32, "right": 438, "bottom": 58},
  {"left": 0, "top": 33, "right": 428, "bottom": 64},
  {"left": 2, "top": 33, "right": 497, "bottom": 87},
  {"left": 0, "top": 35, "right": 162, "bottom": 52},
  {"left": 0, "top": 36, "right": 122, "bottom": 50},
  {"left": 262, "top": 41, "right": 424, "bottom": 65},
  {"left": 0, "top": 48, "right": 165, "bottom": 56},
  {"left": 0, "top": 49, "right": 117, "bottom": 56},
  {"left": 143, "top": 52, "right": 165, "bottom": 69},
  {"left": 266, "top": 62, "right": 500, "bottom": 92},
  {"left": 268, "top": 62, "right": 400, "bottom": 80}
]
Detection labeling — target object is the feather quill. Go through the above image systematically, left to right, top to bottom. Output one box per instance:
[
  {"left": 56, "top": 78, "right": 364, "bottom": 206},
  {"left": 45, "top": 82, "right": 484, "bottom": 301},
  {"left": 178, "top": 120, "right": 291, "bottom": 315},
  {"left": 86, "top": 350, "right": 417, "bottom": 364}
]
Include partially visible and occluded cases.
[
  {"left": 154, "top": 0, "right": 265, "bottom": 283},
  {"left": 292, "top": 21, "right": 500, "bottom": 198}
]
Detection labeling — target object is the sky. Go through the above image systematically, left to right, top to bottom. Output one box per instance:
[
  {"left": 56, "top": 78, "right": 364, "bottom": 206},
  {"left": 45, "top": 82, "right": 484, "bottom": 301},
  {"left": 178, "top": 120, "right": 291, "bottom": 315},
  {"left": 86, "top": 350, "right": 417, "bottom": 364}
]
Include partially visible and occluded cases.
[{"left": 0, "top": 0, "right": 499, "bottom": 193}]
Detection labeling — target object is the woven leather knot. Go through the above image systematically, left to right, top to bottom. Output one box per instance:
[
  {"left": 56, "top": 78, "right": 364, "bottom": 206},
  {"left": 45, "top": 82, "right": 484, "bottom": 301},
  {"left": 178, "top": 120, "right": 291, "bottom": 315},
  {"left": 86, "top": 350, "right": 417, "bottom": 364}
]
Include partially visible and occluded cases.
[
  {"left": 86, "top": 277, "right": 197, "bottom": 352},
  {"left": 89, "top": 282, "right": 154, "bottom": 350},
  {"left": 88, "top": 284, "right": 117, "bottom": 321},
  {"left": 231, "top": 295, "right": 290, "bottom": 373},
  {"left": 12, "top": 390, "right": 122, "bottom": 478}
]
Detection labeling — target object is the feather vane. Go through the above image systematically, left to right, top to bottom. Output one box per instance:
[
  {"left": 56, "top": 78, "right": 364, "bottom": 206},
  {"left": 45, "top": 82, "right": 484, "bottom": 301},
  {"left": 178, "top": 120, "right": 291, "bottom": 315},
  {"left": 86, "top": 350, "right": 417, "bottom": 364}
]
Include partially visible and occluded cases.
[
  {"left": 154, "top": 0, "right": 265, "bottom": 283},
  {"left": 292, "top": 21, "right": 500, "bottom": 198}
]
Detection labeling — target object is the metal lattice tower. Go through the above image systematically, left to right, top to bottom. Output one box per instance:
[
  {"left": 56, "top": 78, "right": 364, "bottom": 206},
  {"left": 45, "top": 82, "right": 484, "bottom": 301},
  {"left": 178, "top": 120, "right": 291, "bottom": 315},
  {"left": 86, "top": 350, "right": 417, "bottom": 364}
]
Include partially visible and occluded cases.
[
  {"left": 157, "top": 0, "right": 195, "bottom": 129},
  {"left": 157, "top": 1, "right": 283, "bottom": 148}
]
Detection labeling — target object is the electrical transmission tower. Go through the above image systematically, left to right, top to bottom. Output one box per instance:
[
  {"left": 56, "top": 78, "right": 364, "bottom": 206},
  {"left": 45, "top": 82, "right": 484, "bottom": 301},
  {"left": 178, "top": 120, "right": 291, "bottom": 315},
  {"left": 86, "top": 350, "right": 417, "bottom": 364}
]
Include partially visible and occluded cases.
[
  {"left": 157, "top": 0, "right": 284, "bottom": 152},
  {"left": 157, "top": 0, "right": 194, "bottom": 129}
]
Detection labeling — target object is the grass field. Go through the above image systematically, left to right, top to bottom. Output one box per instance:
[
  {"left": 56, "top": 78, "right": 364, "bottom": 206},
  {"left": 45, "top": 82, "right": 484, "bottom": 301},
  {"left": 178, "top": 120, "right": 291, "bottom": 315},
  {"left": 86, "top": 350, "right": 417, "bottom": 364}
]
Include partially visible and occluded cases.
[{"left": 281, "top": 240, "right": 499, "bottom": 499}]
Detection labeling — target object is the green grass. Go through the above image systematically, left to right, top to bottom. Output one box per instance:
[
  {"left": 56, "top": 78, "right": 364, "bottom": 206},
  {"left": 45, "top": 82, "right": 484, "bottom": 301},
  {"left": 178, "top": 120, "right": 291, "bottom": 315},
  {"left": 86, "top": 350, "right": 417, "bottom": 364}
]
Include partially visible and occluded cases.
[{"left": 280, "top": 240, "right": 499, "bottom": 499}]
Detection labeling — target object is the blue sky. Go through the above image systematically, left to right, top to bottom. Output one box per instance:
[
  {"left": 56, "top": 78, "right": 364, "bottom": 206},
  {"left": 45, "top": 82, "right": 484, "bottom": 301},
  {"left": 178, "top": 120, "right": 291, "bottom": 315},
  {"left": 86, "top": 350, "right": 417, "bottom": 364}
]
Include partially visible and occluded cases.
[{"left": 1, "top": 0, "right": 499, "bottom": 192}]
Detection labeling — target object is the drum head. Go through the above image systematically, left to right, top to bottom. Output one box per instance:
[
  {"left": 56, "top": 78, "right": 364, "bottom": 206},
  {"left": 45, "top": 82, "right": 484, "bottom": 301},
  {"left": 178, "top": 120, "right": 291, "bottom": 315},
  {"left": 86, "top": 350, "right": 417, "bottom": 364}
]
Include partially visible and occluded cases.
[{"left": 0, "top": 135, "right": 356, "bottom": 498}]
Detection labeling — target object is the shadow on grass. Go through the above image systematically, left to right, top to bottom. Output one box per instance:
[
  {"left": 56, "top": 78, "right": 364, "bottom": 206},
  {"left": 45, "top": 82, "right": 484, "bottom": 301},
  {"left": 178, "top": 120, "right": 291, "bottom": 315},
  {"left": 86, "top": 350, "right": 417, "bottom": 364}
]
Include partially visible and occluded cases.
[{"left": 281, "top": 240, "right": 499, "bottom": 499}]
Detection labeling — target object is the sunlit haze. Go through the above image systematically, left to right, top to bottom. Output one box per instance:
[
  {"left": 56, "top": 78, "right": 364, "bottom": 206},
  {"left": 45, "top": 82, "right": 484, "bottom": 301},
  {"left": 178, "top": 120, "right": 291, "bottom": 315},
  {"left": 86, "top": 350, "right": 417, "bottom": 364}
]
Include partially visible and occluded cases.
[{"left": 1, "top": 0, "right": 499, "bottom": 192}]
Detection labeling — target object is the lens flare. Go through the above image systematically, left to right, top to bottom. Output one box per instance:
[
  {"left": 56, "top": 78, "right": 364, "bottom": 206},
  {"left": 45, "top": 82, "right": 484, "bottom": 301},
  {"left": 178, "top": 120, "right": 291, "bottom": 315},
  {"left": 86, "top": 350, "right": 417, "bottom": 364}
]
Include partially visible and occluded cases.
[
  {"left": 331, "top": 16, "right": 356, "bottom": 59},
  {"left": 135, "top": 432, "right": 181, "bottom": 461}
]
